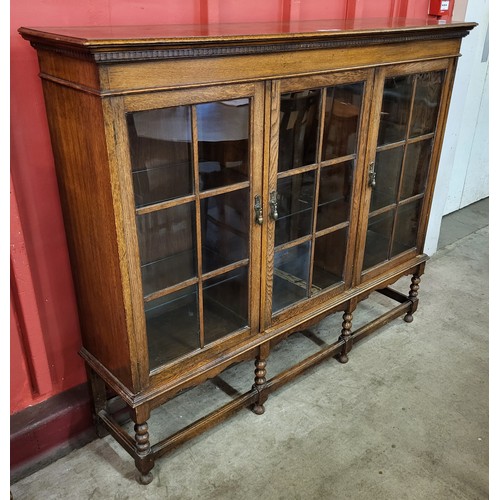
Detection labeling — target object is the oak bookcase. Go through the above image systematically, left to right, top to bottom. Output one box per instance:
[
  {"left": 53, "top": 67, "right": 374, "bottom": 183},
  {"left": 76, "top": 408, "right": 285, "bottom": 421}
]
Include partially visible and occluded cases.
[{"left": 20, "top": 19, "right": 475, "bottom": 483}]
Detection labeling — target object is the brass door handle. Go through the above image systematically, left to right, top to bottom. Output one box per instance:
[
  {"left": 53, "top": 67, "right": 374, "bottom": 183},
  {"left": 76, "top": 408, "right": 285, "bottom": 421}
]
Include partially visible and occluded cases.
[
  {"left": 368, "top": 161, "right": 376, "bottom": 188},
  {"left": 270, "top": 191, "right": 279, "bottom": 221},
  {"left": 254, "top": 195, "right": 263, "bottom": 225}
]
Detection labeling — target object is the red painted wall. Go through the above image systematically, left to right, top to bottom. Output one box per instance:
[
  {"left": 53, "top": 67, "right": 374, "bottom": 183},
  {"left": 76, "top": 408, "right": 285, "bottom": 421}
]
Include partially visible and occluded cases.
[{"left": 10, "top": 0, "right": 453, "bottom": 416}]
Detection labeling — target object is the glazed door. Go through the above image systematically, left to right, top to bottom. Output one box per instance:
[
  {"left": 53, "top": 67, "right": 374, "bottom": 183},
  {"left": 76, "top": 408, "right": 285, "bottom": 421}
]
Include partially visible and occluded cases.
[
  {"left": 357, "top": 60, "right": 453, "bottom": 283},
  {"left": 264, "top": 70, "right": 374, "bottom": 325},
  {"left": 121, "top": 84, "right": 264, "bottom": 373}
]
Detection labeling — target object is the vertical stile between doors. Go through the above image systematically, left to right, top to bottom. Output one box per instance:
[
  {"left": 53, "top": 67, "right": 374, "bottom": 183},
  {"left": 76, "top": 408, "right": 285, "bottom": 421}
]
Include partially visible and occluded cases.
[
  {"left": 262, "top": 80, "right": 281, "bottom": 329},
  {"left": 249, "top": 83, "right": 265, "bottom": 333}
]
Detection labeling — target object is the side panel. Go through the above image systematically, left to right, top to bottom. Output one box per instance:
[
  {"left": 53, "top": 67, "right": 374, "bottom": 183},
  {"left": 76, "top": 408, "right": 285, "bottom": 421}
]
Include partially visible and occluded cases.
[{"left": 41, "top": 80, "right": 137, "bottom": 390}]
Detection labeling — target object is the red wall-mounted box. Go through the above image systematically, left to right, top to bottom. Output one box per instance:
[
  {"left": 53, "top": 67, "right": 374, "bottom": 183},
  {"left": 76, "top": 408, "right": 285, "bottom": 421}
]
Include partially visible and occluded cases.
[{"left": 429, "top": 0, "right": 451, "bottom": 16}]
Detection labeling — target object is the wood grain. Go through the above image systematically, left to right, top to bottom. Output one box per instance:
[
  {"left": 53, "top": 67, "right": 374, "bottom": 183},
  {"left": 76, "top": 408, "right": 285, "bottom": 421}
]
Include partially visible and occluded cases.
[{"left": 25, "top": 21, "right": 475, "bottom": 483}]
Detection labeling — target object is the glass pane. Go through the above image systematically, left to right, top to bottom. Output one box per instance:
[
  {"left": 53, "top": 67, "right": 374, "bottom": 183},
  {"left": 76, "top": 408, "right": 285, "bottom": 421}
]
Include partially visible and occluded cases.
[
  {"left": 410, "top": 71, "right": 444, "bottom": 138},
  {"left": 377, "top": 75, "right": 413, "bottom": 146},
  {"left": 322, "top": 82, "right": 364, "bottom": 160},
  {"left": 279, "top": 90, "right": 320, "bottom": 172},
  {"left": 197, "top": 99, "right": 249, "bottom": 191},
  {"left": 127, "top": 107, "right": 193, "bottom": 208},
  {"left": 401, "top": 139, "right": 433, "bottom": 200},
  {"left": 370, "top": 147, "right": 404, "bottom": 212},
  {"left": 316, "top": 161, "right": 353, "bottom": 231},
  {"left": 275, "top": 171, "right": 316, "bottom": 246},
  {"left": 201, "top": 189, "right": 249, "bottom": 273},
  {"left": 392, "top": 200, "right": 422, "bottom": 257},
  {"left": 137, "top": 203, "right": 196, "bottom": 296},
  {"left": 362, "top": 210, "right": 395, "bottom": 270},
  {"left": 312, "top": 228, "right": 348, "bottom": 292},
  {"left": 272, "top": 242, "right": 311, "bottom": 313},
  {"left": 203, "top": 267, "right": 248, "bottom": 344},
  {"left": 146, "top": 286, "right": 200, "bottom": 370}
]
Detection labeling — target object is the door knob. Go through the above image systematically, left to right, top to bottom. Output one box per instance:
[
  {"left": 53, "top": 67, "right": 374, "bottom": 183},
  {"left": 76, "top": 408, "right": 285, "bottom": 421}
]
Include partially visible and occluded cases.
[
  {"left": 368, "top": 161, "right": 376, "bottom": 188},
  {"left": 270, "top": 191, "right": 279, "bottom": 221},
  {"left": 254, "top": 195, "right": 263, "bottom": 225}
]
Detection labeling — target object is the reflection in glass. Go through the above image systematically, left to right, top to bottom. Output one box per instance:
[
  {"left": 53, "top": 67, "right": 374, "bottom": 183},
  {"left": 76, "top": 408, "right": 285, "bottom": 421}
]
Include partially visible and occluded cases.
[
  {"left": 410, "top": 71, "right": 444, "bottom": 137},
  {"left": 377, "top": 75, "right": 413, "bottom": 146},
  {"left": 322, "top": 82, "right": 364, "bottom": 160},
  {"left": 279, "top": 90, "right": 320, "bottom": 172},
  {"left": 197, "top": 99, "right": 249, "bottom": 191},
  {"left": 127, "top": 107, "right": 193, "bottom": 208},
  {"left": 401, "top": 139, "right": 433, "bottom": 200},
  {"left": 370, "top": 147, "right": 404, "bottom": 212},
  {"left": 317, "top": 161, "right": 353, "bottom": 231},
  {"left": 275, "top": 171, "right": 316, "bottom": 246},
  {"left": 201, "top": 189, "right": 249, "bottom": 273},
  {"left": 392, "top": 200, "right": 422, "bottom": 257},
  {"left": 136, "top": 203, "right": 196, "bottom": 296},
  {"left": 362, "top": 210, "right": 395, "bottom": 270},
  {"left": 312, "top": 228, "right": 348, "bottom": 291},
  {"left": 272, "top": 242, "right": 311, "bottom": 313},
  {"left": 203, "top": 267, "right": 248, "bottom": 344},
  {"left": 146, "top": 286, "right": 200, "bottom": 370}
]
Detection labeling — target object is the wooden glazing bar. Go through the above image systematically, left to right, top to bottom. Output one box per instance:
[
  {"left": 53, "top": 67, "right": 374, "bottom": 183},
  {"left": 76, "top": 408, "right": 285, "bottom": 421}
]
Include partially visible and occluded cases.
[
  {"left": 388, "top": 76, "right": 418, "bottom": 258},
  {"left": 307, "top": 87, "right": 328, "bottom": 297},
  {"left": 192, "top": 105, "right": 205, "bottom": 348},
  {"left": 377, "top": 132, "right": 434, "bottom": 153},
  {"left": 406, "top": 132, "right": 435, "bottom": 144},
  {"left": 375, "top": 139, "right": 406, "bottom": 153},
  {"left": 319, "top": 153, "right": 357, "bottom": 169},
  {"left": 276, "top": 163, "right": 318, "bottom": 180},
  {"left": 198, "top": 181, "right": 250, "bottom": 199},
  {"left": 398, "top": 192, "right": 425, "bottom": 206},
  {"left": 135, "top": 194, "right": 196, "bottom": 216},
  {"left": 367, "top": 203, "right": 397, "bottom": 219},
  {"left": 315, "top": 221, "right": 350, "bottom": 239},
  {"left": 274, "top": 234, "right": 312, "bottom": 253},
  {"left": 200, "top": 259, "right": 249, "bottom": 282},
  {"left": 143, "top": 277, "right": 199, "bottom": 303},
  {"left": 352, "top": 301, "right": 411, "bottom": 345},
  {"left": 150, "top": 389, "right": 258, "bottom": 460},
  {"left": 98, "top": 410, "right": 136, "bottom": 457}
]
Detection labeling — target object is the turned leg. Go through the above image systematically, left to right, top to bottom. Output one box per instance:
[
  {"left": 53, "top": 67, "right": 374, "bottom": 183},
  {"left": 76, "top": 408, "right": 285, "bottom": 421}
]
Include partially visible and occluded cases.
[
  {"left": 404, "top": 273, "right": 421, "bottom": 323},
  {"left": 338, "top": 310, "right": 354, "bottom": 364},
  {"left": 252, "top": 345, "right": 269, "bottom": 415},
  {"left": 131, "top": 406, "right": 155, "bottom": 485},
  {"left": 134, "top": 421, "right": 155, "bottom": 484}
]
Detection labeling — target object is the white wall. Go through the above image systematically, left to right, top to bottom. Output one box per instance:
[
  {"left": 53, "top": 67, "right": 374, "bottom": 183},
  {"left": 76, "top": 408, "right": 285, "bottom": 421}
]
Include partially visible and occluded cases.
[{"left": 424, "top": 0, "right": 489, "bottom": 255}]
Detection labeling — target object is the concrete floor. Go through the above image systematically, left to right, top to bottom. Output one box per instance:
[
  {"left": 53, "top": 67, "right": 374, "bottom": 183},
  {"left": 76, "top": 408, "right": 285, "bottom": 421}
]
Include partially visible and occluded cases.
[{"left": 11, "top": 198, "right": 489, "bottom": 500}]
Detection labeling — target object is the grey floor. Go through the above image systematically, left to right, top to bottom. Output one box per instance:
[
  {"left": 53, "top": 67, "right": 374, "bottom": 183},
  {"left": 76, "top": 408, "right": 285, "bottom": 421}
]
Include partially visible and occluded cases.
[{"left": 11, "top": 198, "right": 489, "bottom": 500}]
